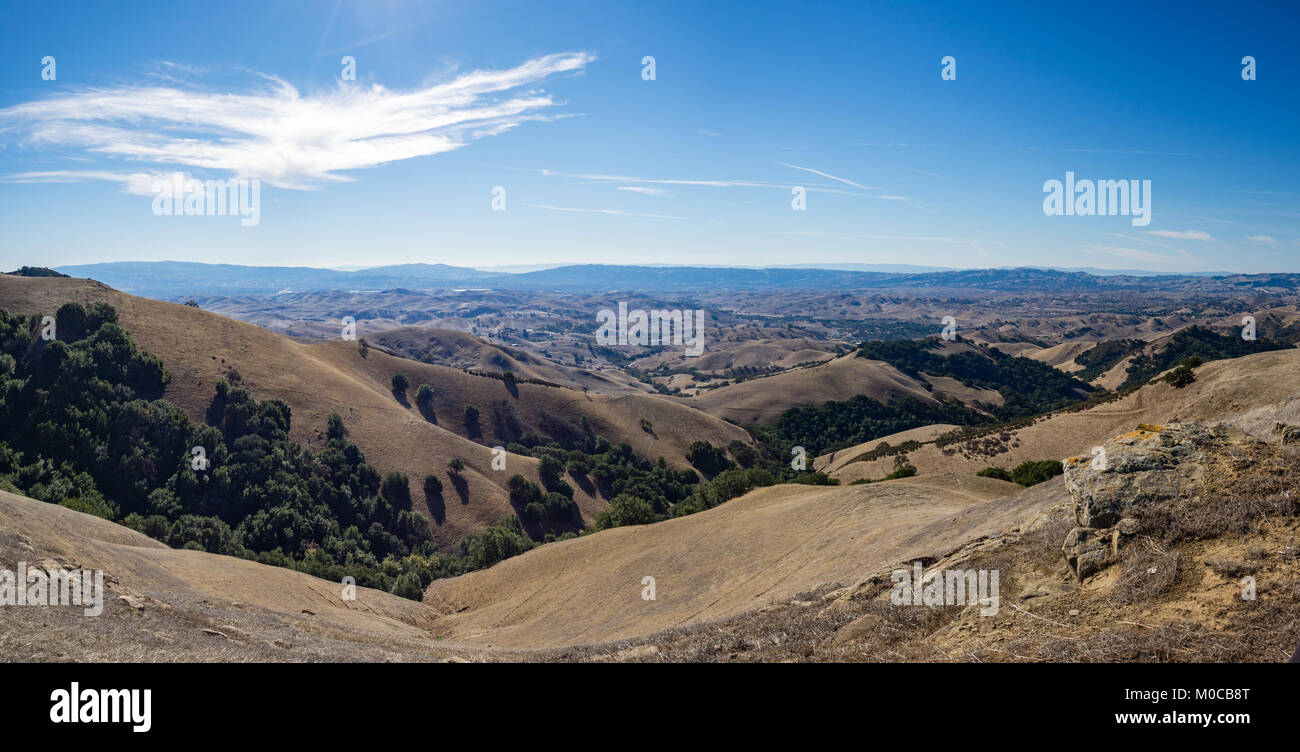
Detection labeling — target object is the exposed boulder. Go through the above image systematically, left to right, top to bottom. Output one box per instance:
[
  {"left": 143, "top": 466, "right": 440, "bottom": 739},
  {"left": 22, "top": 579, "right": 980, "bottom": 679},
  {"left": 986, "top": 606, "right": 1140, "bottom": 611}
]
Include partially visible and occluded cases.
[
  {"left": 1271, "top": 421, "right": 1300, "bottom": 445},
  {"left": 1059, "top": 422, "right": 1254, "bottom": 581},
  {"left": 1062, "top": 423, "right": 1212, "bottom": 529}
]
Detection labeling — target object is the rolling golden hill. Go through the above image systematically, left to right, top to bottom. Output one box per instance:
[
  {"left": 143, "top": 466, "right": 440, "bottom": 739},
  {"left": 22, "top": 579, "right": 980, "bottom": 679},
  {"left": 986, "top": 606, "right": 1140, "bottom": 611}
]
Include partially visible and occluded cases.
[{"left": 0, "top": 275, "right": 749, "bottom": 546}]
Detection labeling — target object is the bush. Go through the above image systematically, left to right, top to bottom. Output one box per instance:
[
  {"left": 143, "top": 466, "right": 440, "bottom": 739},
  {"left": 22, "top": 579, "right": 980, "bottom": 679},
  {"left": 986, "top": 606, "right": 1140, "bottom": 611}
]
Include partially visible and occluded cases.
[
  {"left": 1164, "top": 363, "right": 1196, "bottom": 388},
  {"left": 391, "top": 373, "right": 410, "bottom": 394},
  {"left": 415, "top": 383, "right": 434, "bottom": 405},
  {"left": 327, "top": 413, "right": 345, "bottom": 440},
  {"left": 686, "top": 440, "right": 732, "bottom": 476},
  {"left": 448, "top": 457, "right": 465, "bottom": 473},
  {"left": 1010, "top": 459, "right": 1064, "bottom": 487},
  {"left": 977, "top": 466, "right": 1013, "bottom": 481},
  {"left": 381, "top": 471, "right": 411, "bottom": 508},
  {"left": 593, "top": 493, "right": 661, "bottom": 529},
  {"left": 467, "top": 517, "right": 532, "bottom": 569},
  {"left": 390, "top": 571, "right": 425, "bottom": 600}
]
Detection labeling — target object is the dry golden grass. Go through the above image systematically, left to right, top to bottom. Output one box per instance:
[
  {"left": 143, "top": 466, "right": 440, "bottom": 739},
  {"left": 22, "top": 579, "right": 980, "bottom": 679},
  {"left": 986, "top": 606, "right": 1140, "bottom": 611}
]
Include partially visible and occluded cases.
[
  {"left": 682, "top": 349, "right": 1004, "bottom": 425},
  {"left": 422, "top": 473, "right": 1026, "bottom": 650}
]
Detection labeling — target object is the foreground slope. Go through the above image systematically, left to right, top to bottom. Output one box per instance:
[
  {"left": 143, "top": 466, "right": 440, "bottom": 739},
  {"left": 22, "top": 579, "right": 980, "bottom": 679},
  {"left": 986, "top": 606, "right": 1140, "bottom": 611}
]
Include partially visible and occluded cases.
[
  {"left": 422, "top": 474, "right": 1025, "bottom": 649},
  {"left": 0, "top": 490, "right": 453, "bottom": 661}
]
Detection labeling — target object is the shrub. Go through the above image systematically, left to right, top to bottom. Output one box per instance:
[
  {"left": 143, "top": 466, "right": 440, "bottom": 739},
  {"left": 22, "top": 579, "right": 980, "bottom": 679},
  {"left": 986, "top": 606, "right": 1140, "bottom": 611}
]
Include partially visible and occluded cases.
[
  {"left": 1164, "top": 364, "right": 1196, "bottom": 388},
  {"left": 391, "top": 373, "right": 410, "bottom": 394},
  {"left": 415, "top": 383, "right": 434, "bottom": 405},
  {"left": 326, "top": 413, "right": 346, "bottom": 440},
  {"left": 686, "top": 440, "right": 732, "bottom": 476},
  {"left": 1010, "top": 459, "right": 1064, "bottom": 487},
  {"left": 882, "top": 465, "right": 917, "bottom": 481},
  {"left": 977, "top": 466, "right": 1013, "bottom": 481},
  {"left": 381, "top": 471, "right": 411, "bottom": 508}
]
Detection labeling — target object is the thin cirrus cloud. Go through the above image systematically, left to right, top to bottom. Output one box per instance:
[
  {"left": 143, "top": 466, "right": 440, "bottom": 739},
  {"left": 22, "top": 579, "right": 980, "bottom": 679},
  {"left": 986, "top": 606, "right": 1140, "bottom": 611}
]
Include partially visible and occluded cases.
[
  {"left": 0, "top": 52, "right": 594, "bottom": 193},
  {"left": 774, "top": 162, "right": 876, "bottom": 191},
  {"left": 539, "top": 169, "right": 876, "bottom": 197},
  {"left": 616, "top": 186, "right": 672, "bottom": 197},
  {"left": 525, "top": 203, "right": 684, "bottom": 220},
  {"left": 1142, "top": 229, "right": 1213, "bottom": 241},
  {"left": 1246, "top": 235, "right": 1277, "bottom": 243},
  {"left": 1084, "top": 241, "right": 1203, "bottom": 267}
]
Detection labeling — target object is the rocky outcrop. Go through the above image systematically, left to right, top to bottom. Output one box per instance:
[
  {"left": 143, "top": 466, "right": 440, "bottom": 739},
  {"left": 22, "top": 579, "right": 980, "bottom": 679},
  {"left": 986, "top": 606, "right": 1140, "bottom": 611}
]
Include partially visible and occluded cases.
[
  {"left": 1272, "top": 421, "right": 1300, "bottom": 445},
  {"left": 1059, "top": 423, "right": 1247, "bottom": 580}
]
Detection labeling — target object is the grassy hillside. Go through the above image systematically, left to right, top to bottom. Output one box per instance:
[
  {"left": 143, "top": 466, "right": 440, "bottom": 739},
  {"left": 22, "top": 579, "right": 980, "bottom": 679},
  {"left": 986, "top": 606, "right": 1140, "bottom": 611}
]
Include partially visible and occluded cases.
[{"left": 0, "top": 275, "right": 750, "bottom": 548}]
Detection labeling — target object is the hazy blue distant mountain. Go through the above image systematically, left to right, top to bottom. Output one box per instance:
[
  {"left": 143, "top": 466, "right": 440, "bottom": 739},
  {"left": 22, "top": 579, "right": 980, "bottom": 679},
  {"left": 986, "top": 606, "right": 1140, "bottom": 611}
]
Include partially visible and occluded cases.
[
  {"left": 49, "top": 260, "right": 1300, "bottom": 298},
  {"left": 54, "top": 261, "right": 502, "bottom": 297},
  {"left": 772, "top": 263, "right": 955, "bottom": 274}
]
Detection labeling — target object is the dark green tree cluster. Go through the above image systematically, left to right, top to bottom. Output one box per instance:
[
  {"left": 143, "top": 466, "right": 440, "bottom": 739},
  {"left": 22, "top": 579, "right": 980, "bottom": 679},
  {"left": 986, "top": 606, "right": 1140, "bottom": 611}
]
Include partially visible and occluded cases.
[
  {"left": 0, "top": 303, "right": 454, "bottom": 599},
  {"left": 1122, "top": 327, "right": 1287, "bottom": 390},
  {"left": 857, "top": 337, "right": 1092, "bottom": 419},
  {"left": 759, "top": 395, "right": 981, "bottom": 457}
]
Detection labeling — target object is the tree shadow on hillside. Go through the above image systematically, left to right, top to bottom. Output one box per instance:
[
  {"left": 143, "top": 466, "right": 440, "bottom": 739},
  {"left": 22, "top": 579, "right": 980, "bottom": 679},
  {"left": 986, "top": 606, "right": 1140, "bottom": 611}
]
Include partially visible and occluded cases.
[
  {"left": 392, "top": 388, "right": 410, "bottom": 408},
  {"left": 417, "top": 402, "right": 437, "bottom": 424},
  {"left": 464, "top": 415, "right": 482, "bottom": 440},
  {"left": 570, "top": 472, "right": 596, "bottom": 498},
  {"left": 450, "top": 473, "right": 470, "bottom": 504},
  {"left": 425, "top": 491, "right": 446, "bottom": 524}
]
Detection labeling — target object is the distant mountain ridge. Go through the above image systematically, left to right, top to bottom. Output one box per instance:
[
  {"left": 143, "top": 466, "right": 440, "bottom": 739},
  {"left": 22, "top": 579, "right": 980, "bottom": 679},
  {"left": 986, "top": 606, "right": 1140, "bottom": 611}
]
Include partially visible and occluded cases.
[{"left": 51, "top": 260, "right": 1300, "bottom": 298}]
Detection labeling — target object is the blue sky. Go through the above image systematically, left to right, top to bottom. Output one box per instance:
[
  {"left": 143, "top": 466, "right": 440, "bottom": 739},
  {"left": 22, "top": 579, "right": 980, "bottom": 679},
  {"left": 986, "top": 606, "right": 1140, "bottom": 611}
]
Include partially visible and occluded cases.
[{"left": 1, "top": 0, "right": 1297, "bottom": 273}]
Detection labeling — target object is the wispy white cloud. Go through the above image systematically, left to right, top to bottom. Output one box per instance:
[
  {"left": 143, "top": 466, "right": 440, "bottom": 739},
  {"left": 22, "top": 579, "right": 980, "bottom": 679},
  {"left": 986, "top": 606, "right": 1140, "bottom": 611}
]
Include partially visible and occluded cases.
[
  {"left": 0, "top": 52, "right": 594, "bottom": 191},
  {"left": 698, "top": 129, "right": 721, "bottom": 137},
  {"left": 775, "top": 162, "right": 875, "bottom": 191},
  {"left": 538, "top": 169, "right": 866, "bottom": 196},
  {"left": 616, "top": 186, "right": 672, "bottom": 197},
  {"left": 526, "top": 203, "right": 684, "bottom": 219},
  {"left": 1142, "top": 229, "right": 1213, "bottom": 241},
  {"left": 1246, "top": 235, "right": 1277, "bottom": 243},
  {"left": 1083, "top": 243, "right": 1203, "bottom": 267}
]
